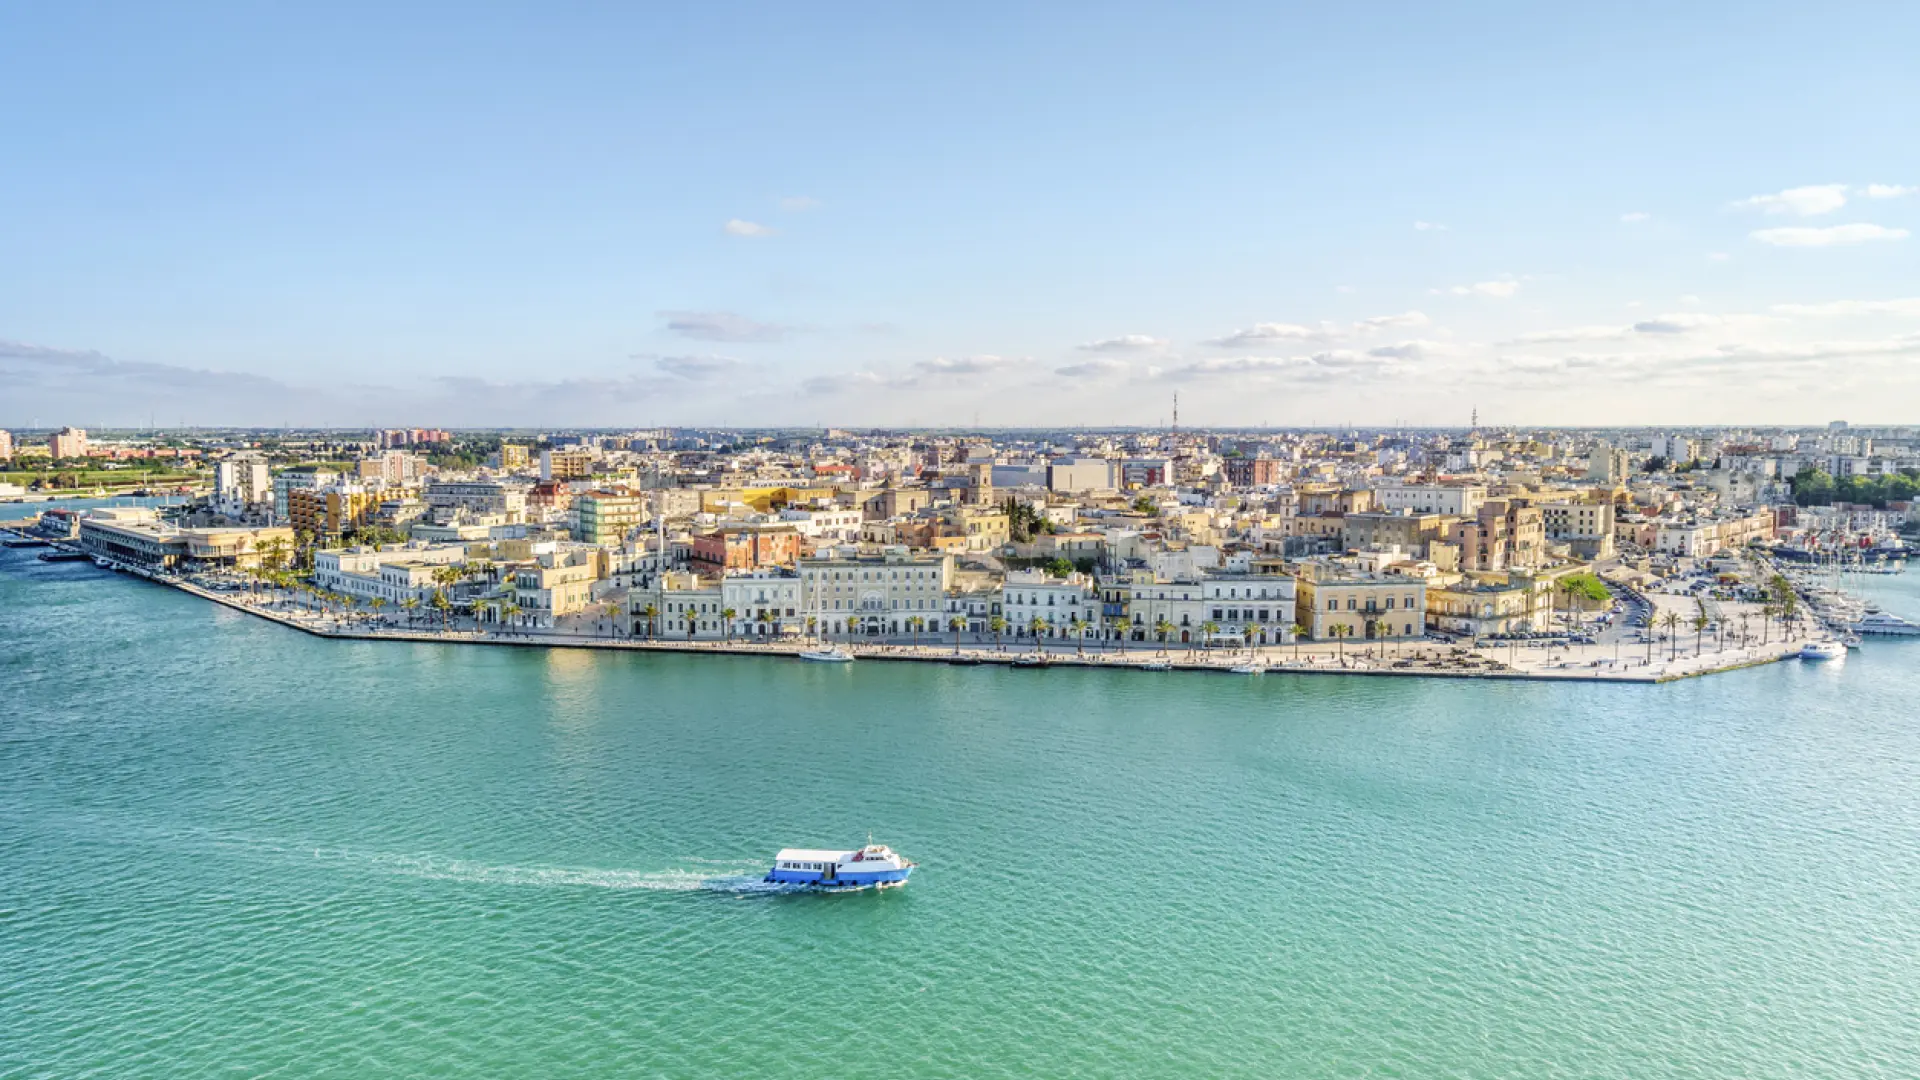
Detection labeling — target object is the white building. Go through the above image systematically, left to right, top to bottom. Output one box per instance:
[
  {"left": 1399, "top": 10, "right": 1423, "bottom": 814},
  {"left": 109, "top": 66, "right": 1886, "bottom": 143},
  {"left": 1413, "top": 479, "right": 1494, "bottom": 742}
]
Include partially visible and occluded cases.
[
  {"left": 213, "top": 454, "right": 272, "bottom": 515},
  {"left": 1047, "top": 457, "right": 1115, "bottom": 493},
  {"left": 427, "top": 480, "right": 527, "bottom": 522},
  {"left": 1372, "top": 482, "right": 1485, "bottom": 517},
  {"left": 778, "top": 506, "right": 864, "bottom": 541},
  {"left": 313, "top": 544, "right": 469, "bottom": 605},
  {"left": 795, "top": 546, "right": 951, "bottom": 637},
  {"left": 721, "top": 570, "right": 805, "bottom": 637},
  {"left": 1000, "top": 570, "right": 1099, "bottom": 641},
  {"left": 1201, "top": 573, "right": 1298, "bottom": 646}
]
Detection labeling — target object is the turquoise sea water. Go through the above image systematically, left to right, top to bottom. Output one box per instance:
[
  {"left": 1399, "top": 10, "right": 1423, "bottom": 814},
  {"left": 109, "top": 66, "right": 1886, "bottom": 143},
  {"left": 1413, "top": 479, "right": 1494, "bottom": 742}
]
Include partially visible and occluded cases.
[{"left": 4, "top": 547, "right": 1919, "bottom": 1079}]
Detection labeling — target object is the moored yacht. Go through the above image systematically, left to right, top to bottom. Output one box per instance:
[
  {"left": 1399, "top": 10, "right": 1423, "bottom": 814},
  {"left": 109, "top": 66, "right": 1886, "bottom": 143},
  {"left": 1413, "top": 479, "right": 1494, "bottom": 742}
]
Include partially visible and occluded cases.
[
  {"left": 1799, "top": 640, "right": 1847, "bottom": 661},
  {"left": 798, "top": 645, "right": 854, "bottom": 663},
  {"left": 764, "top": 842, "right": 914, "bottom": 888}
]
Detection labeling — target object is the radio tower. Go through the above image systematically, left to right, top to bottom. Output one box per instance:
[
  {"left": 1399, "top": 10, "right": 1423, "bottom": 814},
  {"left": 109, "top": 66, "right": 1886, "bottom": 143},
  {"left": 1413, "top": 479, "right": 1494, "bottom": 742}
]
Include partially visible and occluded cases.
[
  {"left": 1171, "top": 392, "right": 1179, "bottom": 434},
  {"left": 1471, "top": 406, "right": 1478, "bottom": 432}
]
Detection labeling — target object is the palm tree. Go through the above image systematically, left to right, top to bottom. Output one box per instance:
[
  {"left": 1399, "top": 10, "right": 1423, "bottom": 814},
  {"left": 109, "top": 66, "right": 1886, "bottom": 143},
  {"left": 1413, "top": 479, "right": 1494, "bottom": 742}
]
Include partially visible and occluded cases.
[
  {"left": 1559, "top": 579, "right": 1583, "bottom": 638},
  {"left": 431, "top": 589, "right": 452, "bottom": 630},
  {"left": 402, "top": 596, "right": 420, "bottom": 626},
  {"left": 369, "top": 597, "right": 387, "bottom": 624},
  {"left": 470, "top": 598, "right": 490, "bottom": 631},
  {"left": 502, "top": 601, "right": 521, "bottom": 635},
  {"left": 605, "top": 602, "right": 623, "bottom": 639},
  {"left": 641, "top": 603, "right": 660, "bottom": 641},
  {"left": 720, "top": 607, "right": 737, "bottom": 643},
  {"left": 758, "top": 609, "right": 775, "bottom": 641},
  {"left": 1661, "top": 611, "right": 1682, "bottom": 661},
  {"left": 1692, "top": 613, "right": 1709, "bottom": 657},
  {"left": 805, "top": 614, "right": 819, "bottom": 642},
  {"left": 845, "top": 614, "right": 862, "bottom": 643},
  {"left": 907, "top": 614, "right": 924, "bottom": 647},
  {"left": 989, "top": 614, "right": 1006, "bottom": 651},
  {"left": 949, "top": 615, "right": 966, "bottom": 654},
  {"left": 1028, "top": 615, "right": 1047, "bottom": 652},
  {"left": 1068, "top": 616, "right": 1087, "bottom": 656},
  {"left": 1154, "top": 618, "right": 1174, "bottom": 656},
  {"left": 1199, "top": 620, "right": 1220, "bottom": 653},
  {"left": 1290, "top": 622, "right": 1308, "bottom": 662},
  {"left": 1331, "top": 623, "right": 1350, "bottom": 658},
  {"left": 1242, "top": 624, "right": 1257, "bottom": 657}
]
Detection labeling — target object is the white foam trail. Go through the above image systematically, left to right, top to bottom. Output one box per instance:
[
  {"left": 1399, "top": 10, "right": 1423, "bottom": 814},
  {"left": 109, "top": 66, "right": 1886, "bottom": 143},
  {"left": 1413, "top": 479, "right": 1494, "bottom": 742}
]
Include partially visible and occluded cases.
[{"left": 356, "top": 852, "right": 786, "bottom": 893}]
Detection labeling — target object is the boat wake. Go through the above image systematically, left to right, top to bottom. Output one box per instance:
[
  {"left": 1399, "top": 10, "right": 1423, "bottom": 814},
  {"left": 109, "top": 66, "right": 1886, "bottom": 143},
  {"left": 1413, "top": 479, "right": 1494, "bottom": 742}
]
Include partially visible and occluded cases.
[{"left": 358, "top": 852, "right": 799, "bottom": 894}]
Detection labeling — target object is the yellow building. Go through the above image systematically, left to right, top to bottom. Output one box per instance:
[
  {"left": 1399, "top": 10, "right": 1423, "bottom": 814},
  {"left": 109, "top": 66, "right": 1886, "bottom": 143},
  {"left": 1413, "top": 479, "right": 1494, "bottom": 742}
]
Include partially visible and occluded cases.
[
  {"left": 500, "top": 443, "right": 531, "bottom": 471},
  {"left": 288, "top": 487, "right": 379, "bottom": 540},
  {"left": 513, "top": 562, "right": 597, "bottom": 626},
  {"left": 1293, "top": 563, "right": 1427, "bottom": 641},
  {"left": 1425, "top": 572, "right": 1545, "bottom": 637}
]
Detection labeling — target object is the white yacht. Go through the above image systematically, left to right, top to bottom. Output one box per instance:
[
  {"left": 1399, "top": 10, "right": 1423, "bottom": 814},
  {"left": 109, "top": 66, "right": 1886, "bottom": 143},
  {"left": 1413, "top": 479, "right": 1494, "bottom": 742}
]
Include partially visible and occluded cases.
[
  {"left": 1799, "top": 640, "right": 1847, "bottom": 661},
  {"left": 798, "top": 646, "right": 855, "bottom": 663}
]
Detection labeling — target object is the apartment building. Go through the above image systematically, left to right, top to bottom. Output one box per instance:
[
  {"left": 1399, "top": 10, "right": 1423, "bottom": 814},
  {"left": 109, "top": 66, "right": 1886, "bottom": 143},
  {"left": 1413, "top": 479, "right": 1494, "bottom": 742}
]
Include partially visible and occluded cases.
[
  {"left": 572, "top": 491, "right": 647, "bottom": 545},
  {"left": 796, "top": 547, "right": 950, "bottom": 637},
  {"left": 1293, "top": 562, "right": 1428, "bottom": 641},
  {"left": 1000, "top": 570, "right": 1099, "bottom": 640},
  {"left": 1201, "top": 573, "right": 1298, "bottom": 645}
]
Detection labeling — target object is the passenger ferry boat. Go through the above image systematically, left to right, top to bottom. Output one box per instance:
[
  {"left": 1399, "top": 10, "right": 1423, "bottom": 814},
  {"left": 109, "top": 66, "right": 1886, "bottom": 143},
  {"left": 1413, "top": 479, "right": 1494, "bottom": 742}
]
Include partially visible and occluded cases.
[{"left": 765, "top": 842, "right": 914, "bottom": 888}]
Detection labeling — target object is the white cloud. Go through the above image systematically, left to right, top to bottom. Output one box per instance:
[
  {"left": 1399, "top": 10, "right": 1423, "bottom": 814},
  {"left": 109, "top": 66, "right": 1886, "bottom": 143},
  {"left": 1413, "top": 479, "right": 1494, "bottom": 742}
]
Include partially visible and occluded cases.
[
  {"left": 1732, "top": 183, "right": 1849, "bottom": 216},
  {"left": 1864, "top": 184, "right": 1916, "bottom": 199},
  {"left": 777, "top": 195, "right": 821, "bottom": 211},
  {"left": 1620, "top": 211, "right": 1651, "bottom": 223},
  {"left": 724, "top": 218, "right": 777, "bottom": 237},
  {"left": 1413, "top": 221, "right": 1448, "bottom": 231},
  {"left": 1750, "top": 223, "right": 1909, "bottom": 247},
  {"left": 1434, "top": 279, "right": 1520, "bottom": 298},
  {"left": 1679, "top": 294, "right": 1702, "bottom": 306},
  {"left": 1772, "top": 297, "right": 1920, "bottom": 317},
  {"left": 658, "top": 310, "right": 791, "bottom": 342},
  {"left": 1359, "top": 310, "right": 1430, "bottom": 329},
  {"left": 1633, "top": 314, "right": 1723, "bottom": 334},
  {"left": 1204, "top": 322, "right": 1335, "bottom": 347},
  {"left": 1500, "top": 326, "right": 1626, "bottom": 345},
  {"left": 1076, "top": 334, "right": 1167, "bottom": 352},
  {"left": 1365, "top": 340, "right": 1447, "bottom": 361},
  {"left": 654, "top": 354, "right": 746, "bottom": 380},
  {"left": 916, "top": 355, "right": 1017, "bottom": 376},
  {"left": 1055, "top": 358, "right": 1132, "bottom": 378},
  {"left": 802, "top": 371, "right": 883, "bottom": 395}
]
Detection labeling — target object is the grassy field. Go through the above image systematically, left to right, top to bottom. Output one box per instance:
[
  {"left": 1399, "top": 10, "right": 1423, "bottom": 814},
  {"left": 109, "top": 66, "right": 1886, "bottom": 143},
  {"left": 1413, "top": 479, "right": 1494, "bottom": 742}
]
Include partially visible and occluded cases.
[{"left": 1, "top": 468, "right": 206, "bottom": 489}]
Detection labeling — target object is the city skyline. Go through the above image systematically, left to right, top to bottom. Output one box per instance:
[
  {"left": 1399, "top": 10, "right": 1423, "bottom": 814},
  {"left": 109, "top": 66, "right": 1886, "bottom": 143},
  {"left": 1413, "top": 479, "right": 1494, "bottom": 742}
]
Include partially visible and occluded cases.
[{"left": 5, "top": 3, "right": 1920, "bottom": 427}]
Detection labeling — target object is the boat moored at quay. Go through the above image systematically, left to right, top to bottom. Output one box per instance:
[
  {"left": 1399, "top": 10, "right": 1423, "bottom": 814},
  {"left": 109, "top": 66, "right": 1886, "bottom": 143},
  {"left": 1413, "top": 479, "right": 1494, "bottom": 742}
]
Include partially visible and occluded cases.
[{"left": 764, "top": 843, "right": 915, "bottom": 889}]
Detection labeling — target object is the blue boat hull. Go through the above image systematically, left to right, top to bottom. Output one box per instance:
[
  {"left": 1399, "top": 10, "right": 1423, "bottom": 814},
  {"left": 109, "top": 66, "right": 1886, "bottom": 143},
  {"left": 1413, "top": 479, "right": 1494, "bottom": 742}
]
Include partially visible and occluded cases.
[{"left": 763, "top": 865, "right": 912, "bottom": 887}]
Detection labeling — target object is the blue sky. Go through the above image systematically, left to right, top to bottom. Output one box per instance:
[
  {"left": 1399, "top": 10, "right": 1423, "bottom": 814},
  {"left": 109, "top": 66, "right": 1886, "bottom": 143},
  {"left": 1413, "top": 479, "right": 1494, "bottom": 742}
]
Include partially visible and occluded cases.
[{"left": 4, "top": 2, "right": 1918, "bottom": 428}]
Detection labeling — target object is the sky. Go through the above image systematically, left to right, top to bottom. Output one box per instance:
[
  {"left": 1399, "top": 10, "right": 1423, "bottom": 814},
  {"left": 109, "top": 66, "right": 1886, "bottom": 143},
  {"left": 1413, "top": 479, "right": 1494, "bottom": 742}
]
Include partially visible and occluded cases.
[{"left": 3, "top": 1, "right": 1919, "bottom": 430}]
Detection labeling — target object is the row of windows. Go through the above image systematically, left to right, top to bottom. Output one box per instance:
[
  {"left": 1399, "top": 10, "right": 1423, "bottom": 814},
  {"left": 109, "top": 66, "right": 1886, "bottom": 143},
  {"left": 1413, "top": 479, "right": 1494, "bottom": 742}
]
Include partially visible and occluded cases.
[
  {"left": 1324, "top": 595, "right": 1421, "bottom": 611},
  {"left": 1212, "top": 608, "right": 1278, "bottom": 622}
]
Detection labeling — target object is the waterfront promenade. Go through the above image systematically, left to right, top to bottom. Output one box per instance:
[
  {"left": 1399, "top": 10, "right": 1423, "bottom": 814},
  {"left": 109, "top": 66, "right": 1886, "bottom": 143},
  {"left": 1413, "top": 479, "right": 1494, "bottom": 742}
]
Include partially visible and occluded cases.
[{"left": 164, "top": 566, "right": 1810, "bottom": 685}]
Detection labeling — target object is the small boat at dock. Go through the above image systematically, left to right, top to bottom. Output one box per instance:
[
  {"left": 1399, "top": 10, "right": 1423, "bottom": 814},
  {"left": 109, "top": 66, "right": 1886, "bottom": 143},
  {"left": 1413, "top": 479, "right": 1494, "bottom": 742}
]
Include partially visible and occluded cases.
[
  {"left": 37, "top": 550, "right": 91, "bottom": 562},
  {"left": 1799, "top": 640, "right": 1847, "bottom": 661},
  {"left": 798, "top": 646, "right": 854, "bottom": 663},
  {"left": 1228, "top": 661, "right": 1268, "bottom": 675}
]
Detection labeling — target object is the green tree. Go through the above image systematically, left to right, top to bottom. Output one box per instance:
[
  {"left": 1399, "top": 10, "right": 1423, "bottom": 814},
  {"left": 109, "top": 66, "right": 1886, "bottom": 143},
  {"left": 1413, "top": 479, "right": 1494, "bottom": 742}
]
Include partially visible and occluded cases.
[
  {"left": 641, "top": 603, "right": 660, "bottom": 640},
  {"left": 720, "top": 607, "right": 737, "bottom": 643},
  {"left": 1661, "top": 611, "right": 1682, "bottom": 661},
  {"left": 989, "top": 614, "right": 1006, "bottom": 651},
  {"left": 950, "top": 615, "right": 966, "bottom": 654},
  {"left": 1028, "top": 615, "right": 1047, "bottom": 652},
  {"left": 1068, "top": 616, "right": 1088, "bottom": 656},
  {"left": 1155, "top": 618, "right": 1174, "bottom": 656},
  {"left": 1199, "top": 620, "right": 1220, "bottom": 653},
  {"left": 1290, "top": 622, "right": 1308, "bottom": 662}
]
